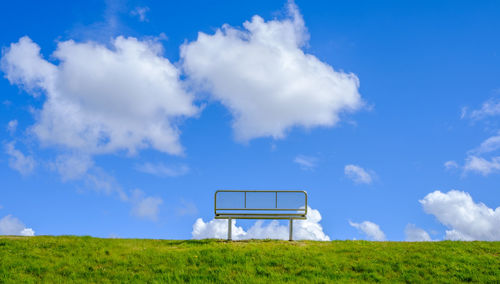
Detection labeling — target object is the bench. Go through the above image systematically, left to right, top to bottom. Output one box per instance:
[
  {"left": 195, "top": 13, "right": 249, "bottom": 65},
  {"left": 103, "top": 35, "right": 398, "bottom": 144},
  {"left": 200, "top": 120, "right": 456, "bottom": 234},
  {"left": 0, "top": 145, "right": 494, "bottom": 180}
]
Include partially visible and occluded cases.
[{"left": 214, "top": 190, "right": 308, "bottom": 241}]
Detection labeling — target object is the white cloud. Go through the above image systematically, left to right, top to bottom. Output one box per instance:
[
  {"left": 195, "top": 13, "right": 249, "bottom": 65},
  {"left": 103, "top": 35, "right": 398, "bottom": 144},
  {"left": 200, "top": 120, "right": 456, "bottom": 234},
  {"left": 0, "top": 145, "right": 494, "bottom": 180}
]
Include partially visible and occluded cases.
[
  {"left": 181, "top": 1, "right": 362, "bottom": 141},
  {"left": 131, "top": 6, "right": 149, "bottom": 22},
  {"left": 1, "top": 36, "right": 198, "bottom": 156},
  {"left": 468, "top": 98, "right": 500, "bottom": 120},
  {"left": 7, "top": 120, "right": 18, "bottom": 134},
  {"left": 453, "top": 132, "right": 500, "bottom": 176},
  {"left": 471, "top": 132, "right": 500, "bottom": 154},
  {"left": 5, "top": 142, "right": 35, "bottom": 175},
  {"left": 293, "top": 155, "right": 317, "bottom": 170},
  {"left": 463, "top": 155, "right": 500, "bottom": 176},
  {"left": 444, "top": 160, "right": 459, "bottom": 170},
  {"left": 136, "top": 162, "right": 189, "bottom": 177},
  {"left": 344, "top": 164, "right": 373, "bottom": 184},
  {"left": 130, "top": 189, "right": 163, "bottom": 221},
  {"left": 420, "top": 190, "right": 500, "bottom": 241},
  {"left": 192, "top": 206, "right": 330, "bottom": 241},
  {"left": 0, "top": 215, "right": 35, "bottom": 236},
  {"left": 192, "top": 218, "right": 247, "bottom": 240},
  {"left": 349, "top": 220, "right": 386, "bottom": 241},
  {"left": 405, "top": 224, "right": 432, "bottom": 241},
  {"left": 20, "top": 228, "right": 35, "bottom": 236}
]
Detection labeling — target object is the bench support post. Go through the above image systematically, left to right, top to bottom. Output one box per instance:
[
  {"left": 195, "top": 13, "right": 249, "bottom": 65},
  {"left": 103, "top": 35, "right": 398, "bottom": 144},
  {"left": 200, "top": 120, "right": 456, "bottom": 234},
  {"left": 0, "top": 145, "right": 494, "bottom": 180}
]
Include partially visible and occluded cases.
[
  {"left": 228, "top": 217, "right": 232, "bottom": 241},
  {"left": 289, "top": 218, "right": 293, "bottom": 241}
]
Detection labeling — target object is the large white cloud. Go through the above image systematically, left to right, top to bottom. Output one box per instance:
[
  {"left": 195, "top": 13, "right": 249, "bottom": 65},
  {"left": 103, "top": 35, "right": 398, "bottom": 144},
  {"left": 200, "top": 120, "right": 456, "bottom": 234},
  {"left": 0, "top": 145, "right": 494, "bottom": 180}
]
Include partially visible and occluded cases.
[
  {"left": 181, "top": 1, "right": 362, "bottom": 141},
  {"left": 2, "top": 36, "right": 198, "bottom": 156},
  {"left": 420, "top": 190, "right": 500, "bottom": 241},
  {"left": 192, "top": 207, "right": 330, "bottom": 241},
  {"left": 0, "top": 215, "right": 35, "bottom": 236},
  {"left": 349, "top": 220, "right": 386, "bottom": 241}
]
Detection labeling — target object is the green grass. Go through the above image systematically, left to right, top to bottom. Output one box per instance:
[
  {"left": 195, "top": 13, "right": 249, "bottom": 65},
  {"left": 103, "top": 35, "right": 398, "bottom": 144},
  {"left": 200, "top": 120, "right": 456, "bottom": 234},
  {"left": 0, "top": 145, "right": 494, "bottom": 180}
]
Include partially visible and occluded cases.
[{"left": 0, "top": 236, "right": 498, "bottom": 283}]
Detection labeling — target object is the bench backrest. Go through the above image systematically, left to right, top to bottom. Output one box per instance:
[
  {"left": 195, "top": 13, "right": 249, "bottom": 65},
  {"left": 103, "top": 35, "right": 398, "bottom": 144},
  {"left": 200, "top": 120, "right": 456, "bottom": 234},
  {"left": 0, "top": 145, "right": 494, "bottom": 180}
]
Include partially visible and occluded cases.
[{"left": 214, "top": 190, "right": 307, "bottom": 219}]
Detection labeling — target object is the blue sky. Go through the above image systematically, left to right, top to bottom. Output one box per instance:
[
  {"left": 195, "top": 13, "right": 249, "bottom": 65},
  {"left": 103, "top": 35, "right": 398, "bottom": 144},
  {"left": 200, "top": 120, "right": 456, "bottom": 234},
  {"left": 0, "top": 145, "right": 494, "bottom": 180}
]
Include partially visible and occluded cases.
[{"left": 1, "top": 0, "right": 500, "bottom": 241}]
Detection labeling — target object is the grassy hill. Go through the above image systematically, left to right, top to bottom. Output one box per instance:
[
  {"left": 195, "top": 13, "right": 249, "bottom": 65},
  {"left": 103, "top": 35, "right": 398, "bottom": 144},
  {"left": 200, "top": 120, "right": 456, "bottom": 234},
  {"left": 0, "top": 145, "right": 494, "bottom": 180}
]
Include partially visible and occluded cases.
[{"left": 0, "top": 236, "right": 498, "bottom": 283}]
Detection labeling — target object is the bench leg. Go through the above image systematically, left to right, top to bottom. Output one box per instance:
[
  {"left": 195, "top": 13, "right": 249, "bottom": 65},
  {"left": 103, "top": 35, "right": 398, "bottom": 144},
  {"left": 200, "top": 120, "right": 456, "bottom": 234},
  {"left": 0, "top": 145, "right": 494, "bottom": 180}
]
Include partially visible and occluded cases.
[
  {"left": 228, "top": 217, "right": 232, "bottom": 241},
  {"left": 289, "top": 218, "right": 293, "bottom": 241}
]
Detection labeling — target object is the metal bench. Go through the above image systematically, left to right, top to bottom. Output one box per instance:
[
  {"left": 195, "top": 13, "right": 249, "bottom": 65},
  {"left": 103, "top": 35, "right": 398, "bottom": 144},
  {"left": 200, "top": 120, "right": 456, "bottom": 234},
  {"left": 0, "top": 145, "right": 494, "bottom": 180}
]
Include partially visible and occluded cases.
[{"left": 214, "top": 190, "right": 308, "bottom": 241}]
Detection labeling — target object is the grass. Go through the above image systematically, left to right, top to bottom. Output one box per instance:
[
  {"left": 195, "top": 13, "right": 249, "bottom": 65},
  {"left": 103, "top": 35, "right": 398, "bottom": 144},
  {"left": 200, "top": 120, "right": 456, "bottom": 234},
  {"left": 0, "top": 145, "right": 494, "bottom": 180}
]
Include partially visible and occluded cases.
[{"left": 0, "top": 236, "right": 499, "bottom": 283}]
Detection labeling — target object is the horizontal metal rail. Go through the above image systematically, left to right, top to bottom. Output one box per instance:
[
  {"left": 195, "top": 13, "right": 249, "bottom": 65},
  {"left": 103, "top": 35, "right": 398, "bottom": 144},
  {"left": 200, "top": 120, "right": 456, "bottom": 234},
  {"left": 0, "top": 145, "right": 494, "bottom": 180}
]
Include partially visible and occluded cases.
[
  {"left": 216, "top": 190, "right": 306, "bottom": 193},
  {"left": 216, "top": 208, "right": 306, "bottom": 211},
  {"left": 216, "top": 213, "right": 306, "bottom": 216},
  {"left": 215, "top": 216, "right": 307, "bottom": 220}
]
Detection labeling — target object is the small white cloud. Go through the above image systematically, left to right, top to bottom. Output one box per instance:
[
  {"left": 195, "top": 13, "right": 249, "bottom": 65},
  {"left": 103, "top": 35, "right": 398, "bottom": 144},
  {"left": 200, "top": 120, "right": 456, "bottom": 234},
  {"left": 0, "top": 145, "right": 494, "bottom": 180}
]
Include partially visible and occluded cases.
[
  {"left": 181, "top": 2, "right": 363, "bottom": 141},
  {"left": 131, "top": 6, "right": 149, "bottom": 22},
  {"left": 468, "top": 98, "right": 500, "bottom": 120},
  {"left": 460, "top": 106, "right": 468, "bottom": 119},
  {"left": 6, "top": 120, "right": 18, "bottom": 134},
  {"left": 455, "top": 132, "right": 500, "bottom": 177},
  {"left": 471, "top": 132, "right": 500, "bottom": 154},
  {"left": 5, "top": 142, "right": 35, "bottom": 175},
  {"left": 293, "top": 155, "right": 317, "bottom": 170},
  {"left": 463, "top": 155, "right": 500, "bottom": 176},
  {"left": 444, "top": 160, "right": 459, "bottom": 170},
  {"left": 136, "top": 162, "right": 189, "bottom": 177},
  {"left": 344, "top": 164, "right": 373, "bottom": 184},
  {"left": 130, "top": 189, "right": 163, "bottom": 221},
  {"left": 420, "top": 190, "right": 500, "bottom": 241},
  {"left": 192, "top": 206, "right": 330, "bottom": 241},
  {"left": 0, "top": 215, "right": 35, "bottom": 236},
  {"left": 349, "top": 220, "right": 386, "bottom": 241},
  {"left": 405, "top": 224, "right": 432, "bottom": 241},
  {"left": 20, "top": 228, "right": 35, "bottom": 236}
]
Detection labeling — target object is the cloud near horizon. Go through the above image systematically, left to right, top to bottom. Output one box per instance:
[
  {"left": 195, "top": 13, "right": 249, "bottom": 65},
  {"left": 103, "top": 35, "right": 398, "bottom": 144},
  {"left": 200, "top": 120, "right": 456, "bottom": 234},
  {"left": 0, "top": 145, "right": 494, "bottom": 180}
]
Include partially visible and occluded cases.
[
  {"left": 420, "top": 190, "right": 500, "bottom": 241},
  {"left": 192, "top": 206, "right": 330, "bottom": 241},
  {"left": 0, "top": 215, "right": 35, "bottom": 236},
  {"left": 349, "top": 220, "right": 386, "bottom": 241},
  {"left": 404, "top": 224, "right": 432, "bottom": 241}
]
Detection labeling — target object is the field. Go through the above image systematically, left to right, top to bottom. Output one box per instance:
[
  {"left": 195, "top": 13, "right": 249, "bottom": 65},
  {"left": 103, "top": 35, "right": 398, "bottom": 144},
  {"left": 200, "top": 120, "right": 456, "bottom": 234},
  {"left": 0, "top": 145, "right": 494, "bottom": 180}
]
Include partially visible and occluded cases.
[{"left": 0, "top": 236, "right": 499, "bottom": 283}]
